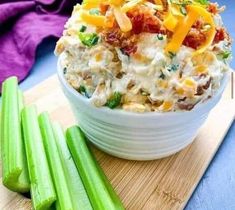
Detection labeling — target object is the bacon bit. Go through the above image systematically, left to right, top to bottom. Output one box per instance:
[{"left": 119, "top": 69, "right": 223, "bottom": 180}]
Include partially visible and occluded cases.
[
  {"left": 147, "top": 0, "right": 155, "bottom": 4},
  {"left": 99, "top": 3, "right": 109, "bottom": 15},
  {"left": 207, "top": 3, "right": 220, "bottom": 15},
  {"left": 127, "top": 6, "right": 166, "bottom": 35},
  {"left": 129, "top": 13, "right": 144, "bottom": 34},
  {"left": 144, "top": 16, "right": 162, "bottom": 33},
  {"left": 192, "top": 19, "right": 204, "bottom": 30},
  {"left": 102, "top": 27, "right": 137, "bottom": 55},
  {"left": 103, "top": 28, "right": 122, "bottom": 46},
  {"left": 183, "top": 28, "right": 207, "bottom": 49},
  {"left": 213, "top": 28, "right": 229, "bottom": 44},
  {"left": 121, "top": 45, "right": 137, "bottom": 55},
  {"left": 202, "top": 77, "right": 212, "bottom": 90},
  {"left": 195, "top": 86, "right": 204, "bottom": 96},
  {"left": 177, "top": 97, "right": 186, "bottom": 102},
  {"left": 177, "top": 103, "right": 195, "bottom": 111}
]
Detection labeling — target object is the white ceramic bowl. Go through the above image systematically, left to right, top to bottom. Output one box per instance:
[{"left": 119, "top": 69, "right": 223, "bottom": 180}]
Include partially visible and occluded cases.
[{"left": 57, "top": 56, "right": 229, "bottom": 160}]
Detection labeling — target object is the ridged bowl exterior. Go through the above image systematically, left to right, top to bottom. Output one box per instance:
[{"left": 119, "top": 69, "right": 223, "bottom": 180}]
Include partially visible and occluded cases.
[{"left": 57, "top": 57, "right": 229, "bottom": 160}]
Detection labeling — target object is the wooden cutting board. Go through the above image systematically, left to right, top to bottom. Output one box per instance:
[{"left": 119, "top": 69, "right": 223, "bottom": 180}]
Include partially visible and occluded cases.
[{"left": 0, "top": 72, "right": 234, "bottom": 210}]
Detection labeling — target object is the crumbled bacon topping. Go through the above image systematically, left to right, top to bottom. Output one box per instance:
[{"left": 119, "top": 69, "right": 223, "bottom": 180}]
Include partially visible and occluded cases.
[
  {"left": 101, "top": 2, "right": 229, "bottom": 53},
  {"left": 207, "top": 3, "right": 220, "bottom": 15},
  {"left": 127, "top": 6, "right": 167, "bottom": 35},
  {"left": 102, "top": 27, "right": 137, "bottom": 55},
  {"left": 183, "top": 28, "right": 207, "bottom": 49},
  {"left": 213, "top": 28, "right": 229, "bottom": 44},
  {"left": 121, "top": 45, "right": 138, "bottom": 55}
]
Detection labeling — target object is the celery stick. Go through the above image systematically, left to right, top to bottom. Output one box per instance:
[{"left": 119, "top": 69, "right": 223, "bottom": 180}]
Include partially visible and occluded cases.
[
  {"left": 1, "top": 77, "right": 30, "bottom": 192},
  {"left": 22, "top": 106, "right": 56, "bottom": 210},
  {"left": 38, "top": 112, "right": 73, "bottom": 210},
  {"left": 52, "top": 123, "right": 93, "bottom": 210},
  {"left": 66, "top": 126, "right": 124, "bottom": 210}
]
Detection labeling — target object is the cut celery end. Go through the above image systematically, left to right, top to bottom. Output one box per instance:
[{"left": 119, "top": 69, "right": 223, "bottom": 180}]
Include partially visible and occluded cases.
[
  {"left": 1, "top": 77, "right": 30, "bottom": 192},
  {"left": 22, "top": 106, "right": 56, "bottom": 210},
  {"left": 38, "top": 112, "right": 74, "bottom": 210},
  {"left": 53, "top": 123, "right": 93, "bottom": 210},
  {"left": 66, "top": 126, "right": 125, "bottom": 210}
]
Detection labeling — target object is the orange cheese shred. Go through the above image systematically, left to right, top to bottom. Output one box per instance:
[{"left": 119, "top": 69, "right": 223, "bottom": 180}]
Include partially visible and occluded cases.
[
  {"left": 165, "top": 5, "right": 216, "bottom": 54},
  {"left": 163, "top": 12, "right": 179, "bottom": 32}
]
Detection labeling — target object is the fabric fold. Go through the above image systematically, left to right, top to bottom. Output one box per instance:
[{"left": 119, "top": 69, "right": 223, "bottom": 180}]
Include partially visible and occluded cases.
[{"left": 0, "top": 0, "right": 77, "bottom": 91}]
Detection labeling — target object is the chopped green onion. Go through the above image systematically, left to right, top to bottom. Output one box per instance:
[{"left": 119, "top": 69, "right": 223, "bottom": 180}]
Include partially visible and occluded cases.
[
  {"left": 169, "top": 0, "right": 193, "bottom": 6},
  {"left": 195, "top": 0, "right": 209, "bottom": 5},
  {"left": 180, "top": 6, "right": 187, "bottom": 15},
  {"left": 89, "top": 8, "right": 100, "bottom": 15},
  {"left": 79, "top": 25, "right": 87, "bottom": 32},
  {"left": 78, "top": 32, "right": 99, "bottom": 47},
  {"left": 157, "top": 34, "right": 164, "bottom": 41},
  {"left": 168, "top": 51, "right": 176, "bottom": 59},
  {"left": 218, "top": 51, "right": 231, "bottom": 60},
  {"left": 167, "top": 64, "right": 179, "bottom": 72},
  {"left": 63, "top": 67, "right": 67, "bottom": 74},
  {"left": 1, "top": 77, "right": 30, "bottom": 193},
  {"left": 79, "top": 85, "right": 90, "bottom": 98},
  {"left": 106, "top": 92, "right": 122, "bottom": 109},
  {"left": 22, "top": 106, "right": 56, "bottom": 210},
  {"left": 38, "top": 112, "right": 74, "bottom": 210},
  {"left": 52, "top": 123, "right": 93, "bottom": 210},
  {"left": 66, "top": 126, "right": 125, "bottom": 210}
]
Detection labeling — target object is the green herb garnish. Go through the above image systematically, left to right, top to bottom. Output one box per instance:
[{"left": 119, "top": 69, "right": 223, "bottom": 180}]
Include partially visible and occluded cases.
[
  {"left": 169, "top": 0, "right": 192, "bottom": 6},
  {"left": 195, "top": 0, "right": 209, "bottom": 5},
  {"left": 180, "top": 6, "right": 187, "bottom": 15},
  {"left": 89, "top": 8, "right": 100, "bottom": 15},
  {"left": 79, "top": 25, "right": 87, "bottom": 32},
  {"left": 78, "top": 32, "right": 99, "bottom": 47},
  {"left": 157, "top": 34, "right": 164, "bottom": 40},
  {"left": 168, "top": 51, "right": 176, "bottom": 59},
  {"left": 217, "top": 51, "right": 232, "bottom": 61},
  {"left": 221, "top": 51, "right": 231, "bottom": 59},
  {"left": 167, "top": 64, "right": 179, "bottom": 72},
  {"left": 63, "top": 67, "right": 67, "bottom": 74},
  {"left": 79, "top": 85, "right": 90, "bottom": 98},
  {"left": 106, "top": 92, "right": 122, "bottom": 109}
]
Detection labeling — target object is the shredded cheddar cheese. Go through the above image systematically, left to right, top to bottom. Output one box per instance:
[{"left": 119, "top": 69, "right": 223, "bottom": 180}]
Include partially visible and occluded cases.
[
  {"left": 109, "top": 0, "right": 124, "bottom": 6},
  {"left": 121, "top": 0, "right": 144, "bottom": 13},
  {"left": 154, "top": 0, "right": 162, "bottom": 5},
  {"left": 165, "top": 5, "right": 216, "bottom": 54},
  {"left": 113, "top": 6, "right": 132, "bottom": 32},
  {"left": 165, "top": 6, "right": 200, "bottom": 53},
  {"left": 189, "top": 6, "right": 216, "bottom": 55},
  {"left": 80, "top": 10, "right": 113, "bottom": 27},
  {"left": 163, "top": 12, "right": 179, "bottom": 32}
]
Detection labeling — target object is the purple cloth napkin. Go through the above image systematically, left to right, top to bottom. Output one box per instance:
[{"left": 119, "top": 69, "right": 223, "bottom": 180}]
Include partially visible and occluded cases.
[{"left": 0, "top": 0, "right": 77, "bottom": 91}]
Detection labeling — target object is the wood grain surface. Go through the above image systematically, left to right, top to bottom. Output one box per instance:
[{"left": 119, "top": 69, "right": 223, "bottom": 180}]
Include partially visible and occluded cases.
[{"left": 0, "top": 73, "right": 234, "bottom": 210}]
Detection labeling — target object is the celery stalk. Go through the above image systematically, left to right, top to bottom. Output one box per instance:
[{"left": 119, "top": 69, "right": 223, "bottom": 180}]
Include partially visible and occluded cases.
[
  {"left": 1, "top": 77, "right": 30, "bottom": 192},
  {"left": 22, "top": 106, "right": 56, "bottom": 210},
  {"left": 38, "top": 112, "right": 74, "bottom": 210},
  {"left": 52, "top": 123, "right": 93, "bottom": 210},
  {"left": 66, "top": 126, "right": 124, "bottom": 210}
]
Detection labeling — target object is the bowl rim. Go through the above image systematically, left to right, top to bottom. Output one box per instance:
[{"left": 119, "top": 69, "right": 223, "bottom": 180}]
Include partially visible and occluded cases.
[{"left": 57, "top": 54, "right": 230, "bottom": 118}]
